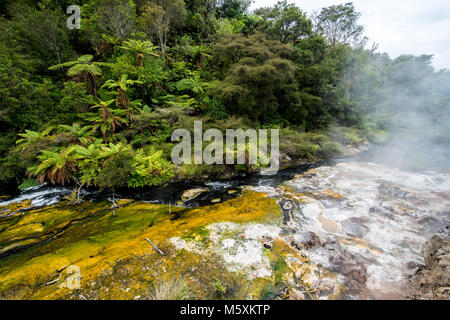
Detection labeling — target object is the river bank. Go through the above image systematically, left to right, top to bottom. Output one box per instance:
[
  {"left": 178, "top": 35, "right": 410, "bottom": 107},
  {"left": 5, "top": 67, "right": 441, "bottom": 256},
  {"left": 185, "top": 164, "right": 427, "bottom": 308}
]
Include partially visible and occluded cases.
[{"left": 0, "top": 149, "right": 448, "bottom": 299}]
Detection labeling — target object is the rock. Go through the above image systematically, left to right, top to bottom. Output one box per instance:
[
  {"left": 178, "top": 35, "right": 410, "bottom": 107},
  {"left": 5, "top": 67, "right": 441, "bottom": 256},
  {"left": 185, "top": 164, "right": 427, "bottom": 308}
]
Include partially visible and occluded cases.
[
  {"left": 357, "top": 144, "right": 369, "bottom": 152},
  {"left": 342, "top": 147, "right": 360, "bottom": 157},
  {"left": 377, "top": 183, "right": 408, "bottom": 200},
  {"left": 181, "top": 188, "right": 209, "bottom": 202},
  {"left": 227, "top": 189, "right": 238, "bottom": 195},
  {"left": 210, "top": 198, "right": 221, "bottom": 203},
  {"left": 278, "top": 199, "right": 295, "bottom": 224},
  {"left": 278, "top": 199, "right": 295, "bottom": 212},
  {"left": 369, "top": 206, "right": 394, "bottom": 219},
  {"left": 418, "top": 216, "right": 444, "bottom": 234},
  {"left": 340, "top": 217, "right": 368, "bottom": 238},
  {"left": 408, "top": 226, "right": 450, "bottom": 300},
  {"left": 423, "top": 226, "right": 450, "bottom": 270},
  {"left": 291, "top": 232, "right": 322, "bottom": 250},
  {"left": 406, "top": 261, "right": 423, "bottom": 270},
  {"left": 341, "top": 263, "right": 367, "bottom": 284},
  {"left": 288, "top": 289, "right": 305, "bottom": 300}
]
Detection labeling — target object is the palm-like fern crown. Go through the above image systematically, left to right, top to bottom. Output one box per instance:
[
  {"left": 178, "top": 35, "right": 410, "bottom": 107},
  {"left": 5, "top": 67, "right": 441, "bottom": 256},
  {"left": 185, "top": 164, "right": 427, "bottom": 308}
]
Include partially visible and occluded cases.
[
  {"left": 120, "top": 39, "right": 159, "bottom": 56},
  {"left": 49, "top": 54, "right": 103, "bottom": 77},
  {"left": 101, "top": 74, "right": 143, "bottom": 91},
  {"left": 58, "top": 123, "right": 93, "bottom": 137},
  {"left": 99, "top": 142, "right": 133, "bottom": 158}
]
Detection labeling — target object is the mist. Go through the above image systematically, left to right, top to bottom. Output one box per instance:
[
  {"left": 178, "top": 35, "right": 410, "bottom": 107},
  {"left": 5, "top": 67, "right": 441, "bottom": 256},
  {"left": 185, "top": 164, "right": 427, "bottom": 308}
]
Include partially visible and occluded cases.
[{"left": 363, "top": 54, "right": 450, "bottom": 172}]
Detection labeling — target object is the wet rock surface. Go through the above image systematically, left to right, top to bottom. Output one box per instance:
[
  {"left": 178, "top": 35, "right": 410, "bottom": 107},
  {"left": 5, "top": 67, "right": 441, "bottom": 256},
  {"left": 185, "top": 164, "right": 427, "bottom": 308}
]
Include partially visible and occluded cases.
[
  {"left": 0, "top": 161, "right": 448, "bottom": 300},
  {"left": 278, "top": 162, "right": 450, "bottom": 299},
  {"left": 181, "top": 188, "right": 209, "bottom": 202}
]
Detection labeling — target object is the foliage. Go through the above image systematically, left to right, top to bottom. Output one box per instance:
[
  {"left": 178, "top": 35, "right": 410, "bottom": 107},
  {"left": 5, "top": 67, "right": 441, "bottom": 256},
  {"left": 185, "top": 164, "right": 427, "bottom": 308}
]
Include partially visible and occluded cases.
[
  {"left": 1, "top": 0, "right": 447, "bottom": 189},
  {"left": 139, "top": 0, "right": 187, "bottom": 58},
  {"left": 255, "top": 0, "right": 313, "bottom": 45},
  {"left": 313, "top": 2, "right": 367, "bottom": 47},
  {"left": 209, "top": 33, "right": 303, "bottom": 122},
  {"left": 119, "top": 39, "right": 159, "bottom": 66},
  {"left": 49, "top": 55, "right": 108, "bottom": 96},
  {"left": 128, "top": 148, "right": 174, "bottom": 187},
  {"left": 18, "top": 179, "right": 40, "bottom": 190}
]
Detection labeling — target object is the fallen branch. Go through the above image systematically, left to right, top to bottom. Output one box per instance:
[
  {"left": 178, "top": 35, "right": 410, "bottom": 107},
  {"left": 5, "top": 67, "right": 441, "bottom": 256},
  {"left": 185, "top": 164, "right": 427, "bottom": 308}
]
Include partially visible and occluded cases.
[
  {"left": 107, "top": 193, "right": 119, "bottom": 209},
  {"left": 145, "top": 237, "right": 165, "bottom": 255},
  {"left": 44, "top": 272, "right": 62, "bottom": 286}
]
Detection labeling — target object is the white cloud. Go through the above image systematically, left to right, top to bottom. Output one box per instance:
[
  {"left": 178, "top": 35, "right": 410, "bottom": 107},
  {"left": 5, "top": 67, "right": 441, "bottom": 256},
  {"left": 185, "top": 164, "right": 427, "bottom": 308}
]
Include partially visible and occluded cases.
[{"left": 250, "top": 0, "right": 450, "bottom": 70}]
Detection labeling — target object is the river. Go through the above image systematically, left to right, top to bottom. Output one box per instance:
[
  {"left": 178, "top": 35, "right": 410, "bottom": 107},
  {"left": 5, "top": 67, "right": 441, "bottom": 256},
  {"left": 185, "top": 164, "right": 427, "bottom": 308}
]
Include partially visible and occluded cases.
[{"left": 0, "top": 152, "right": 449, "bottom": 299}]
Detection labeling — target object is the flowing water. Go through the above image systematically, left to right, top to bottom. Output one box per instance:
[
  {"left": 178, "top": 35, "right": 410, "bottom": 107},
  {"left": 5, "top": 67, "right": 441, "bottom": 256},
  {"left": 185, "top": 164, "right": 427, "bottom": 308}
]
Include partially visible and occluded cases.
[{"left": 0, "top": 152, "right": 449, "bottom": 299}]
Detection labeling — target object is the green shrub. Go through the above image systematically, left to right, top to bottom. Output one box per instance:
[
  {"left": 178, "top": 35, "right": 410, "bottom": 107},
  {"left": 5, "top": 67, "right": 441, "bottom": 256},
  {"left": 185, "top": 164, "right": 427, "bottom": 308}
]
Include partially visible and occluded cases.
[
  {"left": 328, "top": 126, "right": 365, "bottom": 145},
  {"left": 280, "top": 128, "right": 330, "bottom": 159},
  {"left": 366, "top": 129, "right": 389, "bottom": 144},
  {"left": 320, "top": 141, "right": 343, "bottom": 157},
  {"left": 128, "top": 148, "right": 174, "bottom": 188},
  {"left": 96, "top": 153, "right": 134, "bottom": 190},
  {"left": 175, "top": 163, "right": 228, "bottom": 181}
]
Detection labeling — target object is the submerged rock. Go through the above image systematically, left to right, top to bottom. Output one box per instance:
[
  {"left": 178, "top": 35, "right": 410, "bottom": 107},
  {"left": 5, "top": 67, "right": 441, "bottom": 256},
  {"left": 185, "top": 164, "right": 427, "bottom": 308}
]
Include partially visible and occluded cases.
[
  {"left": 1, "top": 161, "right": 448, "bottom": 300},
  {"left": 284, "top": 162, "right": 450, "bottom": 299},
  {"left": 181, "top": 188, "right": 209, "bottom": 202},
  {"left": 0, "top": 190, "right": 282, "bottom": 299},
  {"left": 340, "top": 217, "right": 368, "bottom": 238}
]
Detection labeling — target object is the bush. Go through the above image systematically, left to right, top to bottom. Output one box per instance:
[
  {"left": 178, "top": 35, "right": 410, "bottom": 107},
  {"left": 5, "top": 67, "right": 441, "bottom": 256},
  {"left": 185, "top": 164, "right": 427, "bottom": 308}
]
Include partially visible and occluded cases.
[
  {"left": 328, "top": 126, "right": 365, "bottom": 145},
  {"left": 280, "top": 128, "right": 330, "bottom": 159},
  {"left": 320, "top": 141, "right": 343, "bottom": 157},
  {"left": 128, "top": 148, "right": 174, "bottom": 188},
  {"left": 96, "top": 153, "right": 134, "bottom": 190}
]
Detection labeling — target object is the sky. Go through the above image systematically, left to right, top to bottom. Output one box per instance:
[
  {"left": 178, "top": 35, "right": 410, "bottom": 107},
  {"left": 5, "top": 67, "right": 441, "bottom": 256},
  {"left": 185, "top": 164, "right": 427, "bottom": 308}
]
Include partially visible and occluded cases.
[{"left": 249, "top": 0, "right": 450, "bottom": 70}]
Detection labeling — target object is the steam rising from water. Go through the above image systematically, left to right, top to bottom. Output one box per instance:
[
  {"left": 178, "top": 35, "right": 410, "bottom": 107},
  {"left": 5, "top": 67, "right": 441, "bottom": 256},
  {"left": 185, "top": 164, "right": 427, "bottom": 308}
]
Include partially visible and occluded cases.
[{"left": 362, "top": 55, "right": 450, "bottom": 172}]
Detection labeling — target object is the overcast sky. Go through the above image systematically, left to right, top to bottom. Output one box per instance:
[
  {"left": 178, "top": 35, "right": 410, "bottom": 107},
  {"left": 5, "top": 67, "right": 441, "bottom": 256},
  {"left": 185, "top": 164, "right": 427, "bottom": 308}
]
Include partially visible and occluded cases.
[{"left": 250, "top": 0, "right": 450, "bottom": 70}]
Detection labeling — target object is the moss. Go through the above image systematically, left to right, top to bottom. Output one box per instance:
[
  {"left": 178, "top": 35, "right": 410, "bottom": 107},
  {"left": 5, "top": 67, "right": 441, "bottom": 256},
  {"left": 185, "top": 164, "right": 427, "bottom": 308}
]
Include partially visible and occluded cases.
[
  {"left": 0, "top": 190, "right": 282, "bottom": 299},
  {"left": 0, "top": 199, "right": 32, "bottom": 216},
  {"left": 182, "top": 226, "right": 210, "bottom": 245}
]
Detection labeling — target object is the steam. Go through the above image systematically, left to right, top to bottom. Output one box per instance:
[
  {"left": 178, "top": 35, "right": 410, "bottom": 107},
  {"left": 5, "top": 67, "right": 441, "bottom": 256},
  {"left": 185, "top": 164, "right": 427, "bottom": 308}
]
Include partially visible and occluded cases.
[{"left": 366, "top": 55, "right": 450, "bottom": 172}]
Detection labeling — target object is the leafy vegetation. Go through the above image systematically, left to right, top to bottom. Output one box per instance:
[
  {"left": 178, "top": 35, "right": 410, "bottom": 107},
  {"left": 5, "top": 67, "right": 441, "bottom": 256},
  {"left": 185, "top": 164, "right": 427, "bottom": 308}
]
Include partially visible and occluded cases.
[{"left": 0, "top": 0, "right": 448, "bottom": 191}]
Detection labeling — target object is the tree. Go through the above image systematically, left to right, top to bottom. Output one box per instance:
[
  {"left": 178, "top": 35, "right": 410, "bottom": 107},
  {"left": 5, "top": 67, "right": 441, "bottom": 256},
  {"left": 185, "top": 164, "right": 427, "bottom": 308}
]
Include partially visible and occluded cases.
[
  {"left": 97, "top": 0, "right": 137, "bottom": 39},
  {"left": 140, "top": 0, "right": 187, "bottom": 58},
  {"left": 184, "top": 0, "right": 217, "bottom": 41},
  {"left": 216, "top": 0, "right": 252, "bottom": 19},
  {"left": 255, "top": 0, "right": 313, "bottom": 45},
  {"left": 313, "top": 2, "right": 367, "bottom": 47},
  {"left": 12, "top": 3, "right": 70, "bottom": 64},
  {"left": 209, "top": 33, "right": 305, "bottom": 123},
  {"left": 119, "top": 39, "right": 159, "bottom": 67},
  {"left": 49, "top": 55, "right": 106, "bottom": 97},
  {"left": 101, "top": 74, "right": 143, "bottom": 108},
  {"left": 84, "top": 99, "right": 128, "bottom": 140},
  {"left": 58, "top": 123, "right": 94, "bottom": 145},
  {"left": 16, "top": 127, "right": 54, "bottom": 150},
  {"left": 28, "top": 149, "right": 74, "bottom": 185}
]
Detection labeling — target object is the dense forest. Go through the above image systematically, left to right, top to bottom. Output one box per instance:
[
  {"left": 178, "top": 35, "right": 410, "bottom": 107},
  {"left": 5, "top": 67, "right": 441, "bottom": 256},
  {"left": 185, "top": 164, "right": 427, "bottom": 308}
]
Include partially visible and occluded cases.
[{"left": 0, "top": 0, "right": 449, "bottom": 194}]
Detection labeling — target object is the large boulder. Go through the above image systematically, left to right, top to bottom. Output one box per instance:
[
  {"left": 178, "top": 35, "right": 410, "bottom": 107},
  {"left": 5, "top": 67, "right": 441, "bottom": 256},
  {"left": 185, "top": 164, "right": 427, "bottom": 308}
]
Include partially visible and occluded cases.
[{"left": 408, "top": 226, "right": 450, "bottom": 300}]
